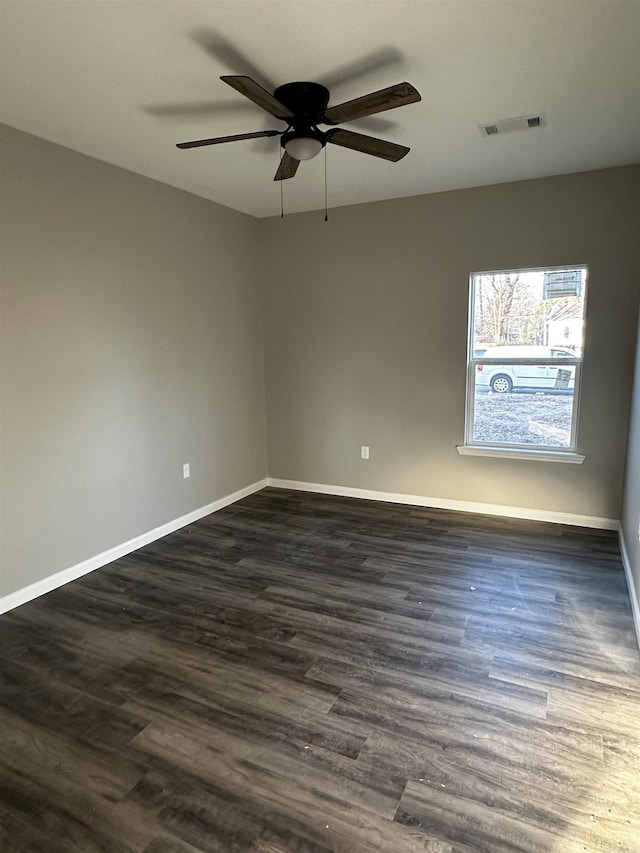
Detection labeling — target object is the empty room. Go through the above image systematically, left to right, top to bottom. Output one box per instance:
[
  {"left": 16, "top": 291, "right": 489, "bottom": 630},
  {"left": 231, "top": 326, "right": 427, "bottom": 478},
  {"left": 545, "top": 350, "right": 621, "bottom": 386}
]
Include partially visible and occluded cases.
[{"left": 1, "top": 1, "right": 639, "bottom": 851}]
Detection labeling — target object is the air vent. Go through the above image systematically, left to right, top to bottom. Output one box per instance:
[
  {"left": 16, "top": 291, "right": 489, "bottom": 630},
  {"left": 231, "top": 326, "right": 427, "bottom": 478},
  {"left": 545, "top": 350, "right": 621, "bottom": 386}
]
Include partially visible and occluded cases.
[{"left": 480, "top": 112, "right": 546, "bottom": 137}]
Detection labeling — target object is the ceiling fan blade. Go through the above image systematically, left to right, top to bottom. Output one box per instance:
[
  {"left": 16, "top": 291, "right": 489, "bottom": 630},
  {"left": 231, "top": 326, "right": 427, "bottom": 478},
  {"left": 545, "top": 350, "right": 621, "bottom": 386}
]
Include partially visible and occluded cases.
[
  {"left": 190, "top": 29, "right": 275, "bottom": 91},
  {"left": 320, "top": 47, "right": 402, "bottom": 90},
  {"left": 221, "top": 76, "right": 294, "bottom": 121},
  {"left": 323, "top": 82, "right": 420, "bottom": 125},
  {"left": 145, "top": 100, "right": 254, "bottom": 119},
  {"left": 351, "top": 115, "right": 397, "bottom": 133},
  {"left": 327, "top": 128, "right": 409, "bottom": 161},
  {"left": 177, "top": 130, "right": 281, "bottom": 149},
  {"left": 274, "top": 151, "right": 300, "bottom": 181}
]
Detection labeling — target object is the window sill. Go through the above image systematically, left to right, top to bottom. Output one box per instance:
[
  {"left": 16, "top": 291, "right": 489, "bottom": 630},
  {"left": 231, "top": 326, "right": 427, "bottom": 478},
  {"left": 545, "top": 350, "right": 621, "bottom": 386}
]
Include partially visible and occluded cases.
[{"left": 456, "top": 445, "right": 585, "bottom": 464}]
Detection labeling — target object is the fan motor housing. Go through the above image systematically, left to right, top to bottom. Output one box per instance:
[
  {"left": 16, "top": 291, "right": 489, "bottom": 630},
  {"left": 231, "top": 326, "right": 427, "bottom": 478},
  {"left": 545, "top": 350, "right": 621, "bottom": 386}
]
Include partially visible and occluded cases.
[{"left": 274, "top": 82, "right": 330, "bottom": 121}]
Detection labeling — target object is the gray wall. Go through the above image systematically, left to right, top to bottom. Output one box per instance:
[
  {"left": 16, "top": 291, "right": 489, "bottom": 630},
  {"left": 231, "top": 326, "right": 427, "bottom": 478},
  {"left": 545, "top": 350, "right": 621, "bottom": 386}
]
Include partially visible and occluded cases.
[
  {"left": 0, "top": 124, "right": 267, "bottom": 597},
  {"left": 2, "top": 124, "right": 638, "bottom": 604},
  {"left": 260, "top": 166, "right": 640, "bottom": 520},
  {"left": 621, "top": 304, "right": 640, "bottom": 617}
]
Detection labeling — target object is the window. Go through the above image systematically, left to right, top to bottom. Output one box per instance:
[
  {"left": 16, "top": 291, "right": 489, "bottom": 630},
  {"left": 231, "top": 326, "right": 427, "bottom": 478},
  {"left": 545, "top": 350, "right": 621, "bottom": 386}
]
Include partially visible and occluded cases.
[{"left": 459, "top": 266, "right": 587, "bottom": 462}]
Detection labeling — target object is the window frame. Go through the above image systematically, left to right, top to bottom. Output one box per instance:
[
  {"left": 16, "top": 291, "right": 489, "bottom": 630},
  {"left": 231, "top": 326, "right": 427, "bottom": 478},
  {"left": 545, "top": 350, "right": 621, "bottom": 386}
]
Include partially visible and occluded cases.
[{"left": 461, "top": 265, "right": 588, "bottom": 460}]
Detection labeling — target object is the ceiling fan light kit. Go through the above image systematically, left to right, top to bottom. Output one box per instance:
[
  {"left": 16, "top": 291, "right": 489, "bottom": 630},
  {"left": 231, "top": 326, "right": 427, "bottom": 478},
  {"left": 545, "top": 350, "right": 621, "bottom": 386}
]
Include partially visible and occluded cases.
[
  {"left": 177, "top": 75, "right": 421, "bottom": 180},
  {"left": 283, "top": 129, "right": 325, "bottom": 161}
]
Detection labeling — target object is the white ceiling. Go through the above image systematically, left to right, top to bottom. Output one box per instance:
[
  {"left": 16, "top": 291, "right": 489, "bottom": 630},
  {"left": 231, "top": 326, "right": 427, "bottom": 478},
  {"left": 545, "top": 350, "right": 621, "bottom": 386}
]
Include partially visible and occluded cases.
[{"left": 1, "top": 0, "right": 639, "bottom": 218}]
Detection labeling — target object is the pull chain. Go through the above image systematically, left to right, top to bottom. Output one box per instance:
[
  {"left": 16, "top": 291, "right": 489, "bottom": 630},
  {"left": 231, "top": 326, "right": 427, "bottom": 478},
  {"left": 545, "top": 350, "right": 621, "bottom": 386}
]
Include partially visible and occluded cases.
[
  {"left": 324, "top": 145, "right": 329, "bottom": 222},
  {"left": 277, "top": 148, "right": 284, "bottom": 219},
  {"left": 280, "top": 154, "right": 284, "bottom": 219}
]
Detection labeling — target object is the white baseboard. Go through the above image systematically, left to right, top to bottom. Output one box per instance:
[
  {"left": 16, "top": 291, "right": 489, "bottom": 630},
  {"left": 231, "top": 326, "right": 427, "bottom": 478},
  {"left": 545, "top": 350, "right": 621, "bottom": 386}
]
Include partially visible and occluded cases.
[
  {"left": 4, "top": 474, "right": 629, "bottom": 650},
  {"left": 0, "top": 478, "right": 268, "bottom": 615},
  {"left": 266, "top": 478, "right": 619, "bottom": 530},
  {"left": 619, "top": 528, "right": 640, "bottom": 652}
]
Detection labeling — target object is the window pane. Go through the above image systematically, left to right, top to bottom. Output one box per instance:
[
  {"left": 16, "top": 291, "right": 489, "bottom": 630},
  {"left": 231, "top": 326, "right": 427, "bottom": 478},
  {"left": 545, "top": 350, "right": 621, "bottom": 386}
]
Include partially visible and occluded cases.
[
  {"left": 466, "top": 266, "right": 586, "bottom": 453},
  {"left": 472, "top": 269, "right": 585, "bottom": 353},
  {"left": 472, "top": 384, "right": 574, "bottom": 447}
]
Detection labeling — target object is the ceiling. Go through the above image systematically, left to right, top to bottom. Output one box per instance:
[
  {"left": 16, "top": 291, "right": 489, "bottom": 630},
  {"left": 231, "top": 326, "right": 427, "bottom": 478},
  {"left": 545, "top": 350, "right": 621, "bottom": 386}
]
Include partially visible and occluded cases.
[{"left": 1, "top": 0, "right": 639, "bottom": 219}]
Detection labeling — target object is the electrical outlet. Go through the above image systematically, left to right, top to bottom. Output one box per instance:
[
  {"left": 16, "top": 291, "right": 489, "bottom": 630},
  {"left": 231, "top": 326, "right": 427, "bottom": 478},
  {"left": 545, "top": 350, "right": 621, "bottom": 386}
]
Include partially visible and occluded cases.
[
  {"left": 361, "top": 446, "right": 370, "bottom": 460},
  {"left": 183, "top": 463, "right": 190, "bottom": 479}
]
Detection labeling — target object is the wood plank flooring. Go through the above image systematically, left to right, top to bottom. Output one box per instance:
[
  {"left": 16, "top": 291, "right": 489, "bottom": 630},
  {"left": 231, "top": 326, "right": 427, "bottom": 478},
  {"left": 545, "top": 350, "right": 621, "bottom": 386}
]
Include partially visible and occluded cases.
[{"left": 1, "top": 487, "right": 639, "bottom": 852}]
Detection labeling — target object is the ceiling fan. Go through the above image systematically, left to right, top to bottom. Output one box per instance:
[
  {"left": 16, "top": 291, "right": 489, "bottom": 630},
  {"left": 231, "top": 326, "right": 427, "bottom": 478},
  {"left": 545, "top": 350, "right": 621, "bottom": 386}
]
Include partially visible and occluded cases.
[{"left": 176, "top": 75, "right": 421, "bottom": 180}]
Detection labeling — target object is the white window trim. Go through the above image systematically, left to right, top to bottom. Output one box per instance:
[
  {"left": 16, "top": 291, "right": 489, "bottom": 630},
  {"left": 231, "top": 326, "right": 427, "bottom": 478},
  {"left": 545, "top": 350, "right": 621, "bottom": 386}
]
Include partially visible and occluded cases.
[
  {"left": 461, "top": 265, "right": 587, "bottom": 461},
  {"left": 456, "top": 445, "right": 585, "bottom": 463}
]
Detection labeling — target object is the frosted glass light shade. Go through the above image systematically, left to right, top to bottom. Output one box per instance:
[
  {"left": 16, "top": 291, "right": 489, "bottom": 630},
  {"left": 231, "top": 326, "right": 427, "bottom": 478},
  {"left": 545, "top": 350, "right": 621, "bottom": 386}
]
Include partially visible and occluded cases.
[{"left": 284, "top": 136, "right": 323, "bottom": 161}]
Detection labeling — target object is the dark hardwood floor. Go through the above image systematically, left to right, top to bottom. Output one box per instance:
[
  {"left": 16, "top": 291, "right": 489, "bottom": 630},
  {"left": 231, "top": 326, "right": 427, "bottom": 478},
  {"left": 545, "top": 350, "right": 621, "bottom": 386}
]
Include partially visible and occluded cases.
[{"left": 1, "top": 487, "right": 639, "bottom": 852}]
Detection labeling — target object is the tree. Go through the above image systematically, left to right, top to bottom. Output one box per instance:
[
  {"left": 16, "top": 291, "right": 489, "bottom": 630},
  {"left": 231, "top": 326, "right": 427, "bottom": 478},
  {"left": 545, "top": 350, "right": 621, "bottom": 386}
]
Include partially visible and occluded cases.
[
  {"left": 474, "top": 274, "right": 540, "bottom": 345},
  {"left": 544, "top": 296, "right": 583, "bottom": 324}
]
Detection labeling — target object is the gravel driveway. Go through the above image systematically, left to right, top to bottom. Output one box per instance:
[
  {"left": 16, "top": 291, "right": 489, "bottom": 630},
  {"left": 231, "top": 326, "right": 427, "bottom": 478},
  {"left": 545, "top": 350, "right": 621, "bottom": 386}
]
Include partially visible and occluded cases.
[{"left": 473, "top": 392, "right": 573, "bottom": 446}]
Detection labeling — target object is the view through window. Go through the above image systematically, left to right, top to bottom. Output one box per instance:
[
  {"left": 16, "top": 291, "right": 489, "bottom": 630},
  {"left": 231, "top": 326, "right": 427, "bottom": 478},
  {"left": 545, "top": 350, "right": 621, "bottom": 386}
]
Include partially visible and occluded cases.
[{"left": 466, "top": 267, "right": 587, "bottom": 451}]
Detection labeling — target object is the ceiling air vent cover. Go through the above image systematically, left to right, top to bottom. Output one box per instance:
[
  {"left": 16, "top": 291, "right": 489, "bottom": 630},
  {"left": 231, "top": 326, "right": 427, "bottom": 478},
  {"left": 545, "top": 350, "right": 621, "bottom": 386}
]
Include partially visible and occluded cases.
[{"left": 480, "top": 112, "right": 546, "bottom": 137}]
